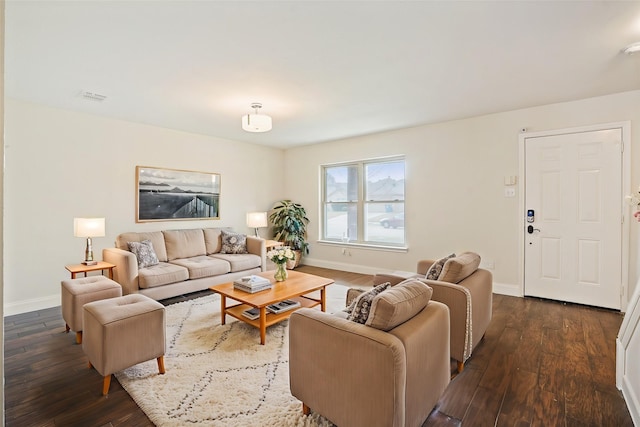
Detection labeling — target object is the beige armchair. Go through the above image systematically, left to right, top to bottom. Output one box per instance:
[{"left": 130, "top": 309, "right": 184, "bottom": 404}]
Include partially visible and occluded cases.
[
  {"left": 374, "top": 252, "right": 493, "bottom": 373},
  {"left": 289, "top": 280, "right": 450, "bottom": 427}
]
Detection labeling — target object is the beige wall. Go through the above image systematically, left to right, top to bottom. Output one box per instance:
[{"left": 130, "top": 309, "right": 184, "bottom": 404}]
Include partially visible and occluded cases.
[
  {"left": 286, "top": 90, "right": 640, "bottom": 300},
  {"left": 4, "top": 91, "right": 640, "bottom": 314},
  {"left": 3, "top": 99, "right": 285, "bottom": 315}
]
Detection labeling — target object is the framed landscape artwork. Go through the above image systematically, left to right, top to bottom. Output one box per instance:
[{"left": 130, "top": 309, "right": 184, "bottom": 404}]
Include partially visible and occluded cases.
[{"left": 136, "top": 166, "right": 221, "bottom": 222}]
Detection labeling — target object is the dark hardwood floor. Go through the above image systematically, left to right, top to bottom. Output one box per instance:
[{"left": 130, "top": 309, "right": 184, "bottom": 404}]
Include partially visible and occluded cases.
[{"left": 4, "top": 266, "right": 633, "bottom": 426}]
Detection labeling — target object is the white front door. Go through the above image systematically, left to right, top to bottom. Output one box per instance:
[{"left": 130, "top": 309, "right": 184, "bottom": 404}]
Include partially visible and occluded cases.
[{"left": 524, "top": 129, "right": 622, "bottom": 309}]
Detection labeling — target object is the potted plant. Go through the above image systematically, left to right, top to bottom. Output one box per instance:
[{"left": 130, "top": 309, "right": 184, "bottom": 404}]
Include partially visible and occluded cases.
[{"left": 269, "top": 199, "right": 309, "bottom": 269}]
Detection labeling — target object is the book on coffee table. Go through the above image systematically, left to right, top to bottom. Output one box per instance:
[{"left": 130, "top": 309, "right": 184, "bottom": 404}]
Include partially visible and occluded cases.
[
  {"left": 266, "top": 299, "right": 301, "bottom": 314},
  {"left": 242, "top": 307, "right": 261, "bottom": 320}
]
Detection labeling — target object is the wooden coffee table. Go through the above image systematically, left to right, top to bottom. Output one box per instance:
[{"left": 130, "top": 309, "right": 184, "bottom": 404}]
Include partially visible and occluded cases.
[{"left": 210, "top": 270, "right": 334, "bottom": 345}]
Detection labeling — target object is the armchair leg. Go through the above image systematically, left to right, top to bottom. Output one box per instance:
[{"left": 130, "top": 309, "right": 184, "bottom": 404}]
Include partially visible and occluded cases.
[
  {"left": 75, "top": 331, "right": 82, "bottom": 344},
  {"left": 457, "top": 361, "right": 464, "bottom": 373},
  {"left": 102, "top": 374, "right": 111, "bottom": 396},
  {"left": 302, "top": 402, "right": 310, "bottom": 415}
]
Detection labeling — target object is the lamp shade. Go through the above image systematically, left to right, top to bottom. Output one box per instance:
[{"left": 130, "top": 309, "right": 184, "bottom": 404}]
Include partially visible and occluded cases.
[
  {"left": 242, "top": 113, "right": 272, "bottom": 133},
  {"left": 246, "top": 212, "right": 268, "bottom": 228},
  {"left": 74, "top": 218, "right": 105, "bottom": 238}
]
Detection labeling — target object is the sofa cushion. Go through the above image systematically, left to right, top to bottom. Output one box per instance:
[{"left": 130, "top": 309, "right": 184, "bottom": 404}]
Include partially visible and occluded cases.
[
  {"left": 203, "top": 228, "right": 223, "bottom": 254},
  {"left": 163, "top": 229, "right": 206, "bottom": 261},
  {"left": 220, "top": 230, "right": 248, "bottom": 254},
  {"left": 117, "top": 231, "right": 168, "bottom": 262},
  {"left": 127, "top": 240, "right": 159, "bottom": 268},
  {"left": 439, "top": 251, "right": 481, "bottom": 283},
  {"left": 210, "top": 253, "right": 261, "bottom": 272},
  {"left": 425, "top": 253, "right": 455, "bottom": 280},
  {"left": 169, "top": 256, "right": 230, "bottom": 279},
  {"left": 138, "top": 262, "right": 189, "bottom": 289},
  {"left": 366, "top": 279, "right": 433, "bottom": 331},
  {"left": 346, "top": 282, "right": 391, "bottom": 324}
]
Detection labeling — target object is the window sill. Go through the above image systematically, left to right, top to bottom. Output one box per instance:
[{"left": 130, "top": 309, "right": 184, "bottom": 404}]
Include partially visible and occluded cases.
[{"left": 317, "top": 240, "right": 408, "bottom": 253}]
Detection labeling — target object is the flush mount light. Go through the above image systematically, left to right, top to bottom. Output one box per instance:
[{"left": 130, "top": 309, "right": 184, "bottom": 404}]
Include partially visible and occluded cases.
[
  {"left": 622, "top": 41, "right": 640, "bottom": 55},
  {"left": 241, "top": 103, "right": 272, "bottom": 133}
]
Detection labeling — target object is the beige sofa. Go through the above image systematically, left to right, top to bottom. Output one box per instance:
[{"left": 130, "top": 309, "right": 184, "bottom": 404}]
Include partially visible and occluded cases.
[
  {"left": 103, "top": 228, "right": 265, "bottom": 300},
  {"left": 374, "top": 252, "right": 493, "bottom": 372},
  {"left": 289, "top": 279, "right": 450, "bottom": 427}
]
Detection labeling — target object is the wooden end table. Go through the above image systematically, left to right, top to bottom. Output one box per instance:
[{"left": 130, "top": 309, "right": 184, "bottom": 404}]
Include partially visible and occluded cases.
[
  {"left": 65, "top": 261, "right": 116, "bottom": 280},
  {"left": 210, "top": 270, "right": 334, "bottom": 345}
]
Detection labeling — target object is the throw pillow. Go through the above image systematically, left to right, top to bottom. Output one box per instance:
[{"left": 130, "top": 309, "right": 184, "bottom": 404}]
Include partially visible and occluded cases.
[
  {"left": 220, "top": 230, "right": 248, "bottom": 254},
  {"left": 127, "top": 239, "right": 159, "bottom": 268},
  {"left": 439, "top": 251, "right": 481, "bottom": 283},
  {"left": 425, "top": 253, "right": 456, "bottom": 280},
  {"left": 366, "top": 279, "right": 433, "bottom": 331},
  {"left": 346, "top": 282, "right": 391, "bottom": 324}
]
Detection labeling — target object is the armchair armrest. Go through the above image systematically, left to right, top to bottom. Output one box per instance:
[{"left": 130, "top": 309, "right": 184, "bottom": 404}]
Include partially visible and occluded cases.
[
  {"left": 245, "top": 236, "right": 266, "bottom": 271},
  {"left": 102, "top": 248, "right": 139, "bottom": 295},
  {"left": 416, "top": 260, "right": 435, "bottom": 276},
  {"left": 373, "top": 272, "right": 417, "bottom": 287},
  {"left": 289, "top": 308, "right": 406, "bottom": 427}
]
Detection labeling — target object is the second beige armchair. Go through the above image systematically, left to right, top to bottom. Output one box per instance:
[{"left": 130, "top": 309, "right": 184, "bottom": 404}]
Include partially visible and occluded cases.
[{"left": 374, "top": 252, "right": 493, "bottom": 373}]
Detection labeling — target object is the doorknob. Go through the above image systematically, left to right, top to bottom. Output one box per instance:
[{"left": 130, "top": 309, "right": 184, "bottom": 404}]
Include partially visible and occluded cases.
[{"left": 527, "top": 225, "right": 541, "bottom": 234}]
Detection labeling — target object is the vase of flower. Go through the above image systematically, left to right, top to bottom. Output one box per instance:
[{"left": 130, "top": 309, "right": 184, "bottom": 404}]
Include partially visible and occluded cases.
[
  {"left": 267, "top": 246, "right": 296, "bottom": 282},
  {"left": 274, "top": 263, "right": 288, "bottom": 282}
]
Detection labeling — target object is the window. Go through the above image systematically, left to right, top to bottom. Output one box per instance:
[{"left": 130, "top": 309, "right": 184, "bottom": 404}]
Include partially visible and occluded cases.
[{"left": 322, "top": 157, "right": 405, "bottom": 247}]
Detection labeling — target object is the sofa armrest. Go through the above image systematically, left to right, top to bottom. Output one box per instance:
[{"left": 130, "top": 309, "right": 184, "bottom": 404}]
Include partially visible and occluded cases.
[
  {"left": 245, "top": 236, "right": 266, "bottom": 271},
  {"left": 102, "top": 248, "right": 139, "bottom": 295},
  {"left": 423, "top": 279, "right": 473, "bottom": 362},
  {"left": 346, "top": 288, "right": 364, "bottom": 306},
  {"left": 289, "top": 308, "right": 406, "bottom": 427}
]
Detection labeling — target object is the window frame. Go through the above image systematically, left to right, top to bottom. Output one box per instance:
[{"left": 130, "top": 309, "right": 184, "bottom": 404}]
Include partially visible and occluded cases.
[{"left": 320, "top": 156, "right": 406, "bottom": 250}]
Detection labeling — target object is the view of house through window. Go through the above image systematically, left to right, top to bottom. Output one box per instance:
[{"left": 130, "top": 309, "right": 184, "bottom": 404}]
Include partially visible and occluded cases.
[{"left": 322, "top": 157, "right": 405, "bottom": 247}]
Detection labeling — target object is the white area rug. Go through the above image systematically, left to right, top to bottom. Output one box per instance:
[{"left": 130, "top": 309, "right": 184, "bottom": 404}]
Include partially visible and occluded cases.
[{"left": 116, "top": 285, "right": 349, "bottom": 426}]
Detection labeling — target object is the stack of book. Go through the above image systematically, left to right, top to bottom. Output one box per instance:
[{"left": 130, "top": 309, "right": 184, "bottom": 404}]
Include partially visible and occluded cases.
[{"left": 233, "top": 275, "right": 272, "bottom": 293}]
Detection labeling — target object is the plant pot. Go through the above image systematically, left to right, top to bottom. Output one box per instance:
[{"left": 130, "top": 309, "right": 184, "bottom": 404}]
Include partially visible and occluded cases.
[{"left": 286, "top": 250, "right": 302, "bottom": 270}]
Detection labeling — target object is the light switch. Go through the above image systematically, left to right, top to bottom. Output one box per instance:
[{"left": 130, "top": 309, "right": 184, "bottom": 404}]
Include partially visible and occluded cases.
[{"left": 504, "top": 187, "right": 516, "bottom": 197}]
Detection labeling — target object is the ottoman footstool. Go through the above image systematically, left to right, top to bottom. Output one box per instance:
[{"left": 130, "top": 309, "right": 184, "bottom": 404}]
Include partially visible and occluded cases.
[
  {"left": 61, "top": 276, "right": 122, "bottom": 344},
  {"left": 82, "top": 294, "right": 166, "bottom": 395}
]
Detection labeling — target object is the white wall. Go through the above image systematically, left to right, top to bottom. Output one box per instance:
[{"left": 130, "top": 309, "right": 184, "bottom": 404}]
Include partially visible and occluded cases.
[
  {"left": 286, "top": 90, "right": 640, "bottom": 299},
  {"left": 3, "top": 99, "right": 285, "bottom": 315}
]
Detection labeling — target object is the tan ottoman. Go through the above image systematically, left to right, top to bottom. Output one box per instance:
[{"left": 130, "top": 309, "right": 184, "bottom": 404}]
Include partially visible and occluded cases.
[
  {"left": 61, "top": 276, "right": 122, "bottom": 344},
  {"left": 82, "top": 294, "right": 166, "bottom": 395}
]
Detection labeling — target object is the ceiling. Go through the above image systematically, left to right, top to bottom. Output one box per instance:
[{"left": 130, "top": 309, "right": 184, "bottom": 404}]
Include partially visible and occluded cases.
[{"left": 5, "top": 1, "right": 640, "bottom": 149}]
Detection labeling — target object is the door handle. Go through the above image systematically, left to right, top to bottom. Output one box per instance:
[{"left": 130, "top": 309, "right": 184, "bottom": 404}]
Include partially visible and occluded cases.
[{"left": 527, "top": 225, "right": 541, "bottom": 234}]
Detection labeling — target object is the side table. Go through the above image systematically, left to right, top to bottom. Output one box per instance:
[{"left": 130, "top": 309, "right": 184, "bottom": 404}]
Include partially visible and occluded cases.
[{"left": 65, "top": 261, "right": 116, "bottom": 280}]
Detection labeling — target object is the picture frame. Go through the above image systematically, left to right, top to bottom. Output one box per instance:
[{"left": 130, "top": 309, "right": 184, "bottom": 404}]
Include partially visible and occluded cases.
[{"left": 136, "top": 166, "right": 221, "bottom": 222}]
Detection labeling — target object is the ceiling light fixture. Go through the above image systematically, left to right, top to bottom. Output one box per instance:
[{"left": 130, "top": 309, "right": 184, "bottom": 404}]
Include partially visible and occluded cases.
[
  {"left": 622, "top": 41, "right": 640, "bottom": 55},
  {"left": 242, "top": 103, "right": 272, "bottom": 133}
]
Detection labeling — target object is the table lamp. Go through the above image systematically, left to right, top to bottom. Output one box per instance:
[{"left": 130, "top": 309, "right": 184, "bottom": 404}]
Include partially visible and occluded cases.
[
  {"left": 246, "top": 212, "right": 268, "bottom": 238},
  {"left": 74, "top": 217, "right": 105, "bottom": 265}
]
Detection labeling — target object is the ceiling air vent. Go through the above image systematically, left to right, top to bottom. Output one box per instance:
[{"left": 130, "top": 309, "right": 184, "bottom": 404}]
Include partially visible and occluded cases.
[{"left": 80, "top": 90, "right": 107, "bottom": 101}]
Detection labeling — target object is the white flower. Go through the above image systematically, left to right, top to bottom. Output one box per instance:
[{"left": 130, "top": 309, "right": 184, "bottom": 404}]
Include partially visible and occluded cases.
[
  {"left": 625, "top": 186, "right": 640, "bottom": 206},
  {"left": 266, "top": 246, "right": 296, "bottom": 264}
]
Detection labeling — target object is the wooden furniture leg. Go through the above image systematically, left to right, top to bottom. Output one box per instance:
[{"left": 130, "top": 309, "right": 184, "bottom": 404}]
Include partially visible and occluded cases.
[
  {"left": 320, "top": 286, "right": 326, "bottom": 311},
  {"left": 220, "top": 295, "right": 227, "bottom": 325},
  {"left": 259, "top": 307, "right": 267, "bottom": 345},
  {"left": 65, "top": 323, "right": 70, "bottom": 333},
  {"left": 75, "top": 332, "right": 82, "bottom": 344},
  {"left": 157, "top": 356, "right": 165, "bottom": 374},
  {"left": 457, "top": 360, "right": 464, "bottom": 373},
  {"left": 102, "top": 375, "right": 111, "bottom": 396},
  {"left": 302, "top": 402, "right": 310, "bottom": 415}
]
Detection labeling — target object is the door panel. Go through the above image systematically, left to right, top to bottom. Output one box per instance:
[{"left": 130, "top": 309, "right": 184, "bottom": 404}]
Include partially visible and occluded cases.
[{"left": 524, "top": 129, "right": 622, "bottom": 309}]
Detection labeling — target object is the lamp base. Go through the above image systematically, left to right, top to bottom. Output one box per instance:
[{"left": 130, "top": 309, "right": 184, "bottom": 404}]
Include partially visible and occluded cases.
[{"left": 82, "top": 260, "right": 98, "bottom": 266}]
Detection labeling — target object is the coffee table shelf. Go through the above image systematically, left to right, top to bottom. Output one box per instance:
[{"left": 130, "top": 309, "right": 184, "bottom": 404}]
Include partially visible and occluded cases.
[{"left": 225, "top": 296, "right": 320, "bottom": 328}]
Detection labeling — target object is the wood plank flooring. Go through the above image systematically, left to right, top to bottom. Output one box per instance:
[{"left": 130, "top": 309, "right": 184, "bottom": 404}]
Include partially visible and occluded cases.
[{"left": 4, "top": 266, "right": 633, "bottom": 426}]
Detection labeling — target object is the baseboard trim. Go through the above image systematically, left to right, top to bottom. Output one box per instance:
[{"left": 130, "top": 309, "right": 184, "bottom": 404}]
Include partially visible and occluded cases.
[
  {"left": 493, "top": 282, "right": 522, "bottom": 297},
  {"left": 4, "top": 294, "right": 60, "bottom": 317},
  {"left": 622, "top": 375, "right": 640, "bottom": 426}
]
